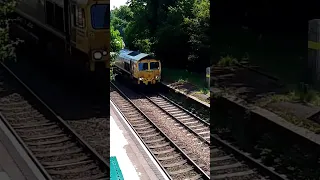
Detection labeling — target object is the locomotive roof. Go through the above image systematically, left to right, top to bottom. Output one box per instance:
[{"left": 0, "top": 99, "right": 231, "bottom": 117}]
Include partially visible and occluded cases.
[{"left": 119, "top": 49, "right": 151, "bottom": 62}]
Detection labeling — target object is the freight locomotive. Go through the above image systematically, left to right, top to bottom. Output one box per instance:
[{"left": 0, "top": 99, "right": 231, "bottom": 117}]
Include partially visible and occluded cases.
[
  {"left": 11, "top": 0, "right": 110, "bottom": 71},
  {"left": 113, "top": 49, "right": 161, "bottom": 85}
]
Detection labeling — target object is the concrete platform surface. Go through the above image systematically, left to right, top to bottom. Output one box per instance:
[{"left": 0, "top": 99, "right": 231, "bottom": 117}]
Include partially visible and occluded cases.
[
  {"left": 110, "top": 100, "right": 169, "bottom": 180},
  {"left": 0, "top": 118, "right": 46, "bottom": 180}
]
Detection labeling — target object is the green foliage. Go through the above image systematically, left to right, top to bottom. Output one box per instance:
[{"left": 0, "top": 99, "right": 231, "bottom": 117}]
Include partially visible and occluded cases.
[
  {"left": 0, "top": 0, "right": 22, "bottom": 62},
  {"left": 110, "top": 0, "right": 210, "bottom": 72},
  {"left": 110, "top": 25, "right": 124, "bottom": 52},
  {"left": 217, "top": 56, "right": 238, "bottom": 67}
]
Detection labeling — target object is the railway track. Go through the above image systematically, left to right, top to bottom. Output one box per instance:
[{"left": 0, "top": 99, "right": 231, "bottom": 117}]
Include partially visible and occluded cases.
[
  {"left": 0, "top": 63, "right": 109, "bottom": 180},
  {"left": 112, "top": 78, "right": 290, "bottom": 180},
  {"left": 110, "top": 82, "right": 210, "bottom": 180},
  {"left": 141, "top": 88, "right": 287, "bottom": 180},
  {"left": 211, "top": 133, "right": 289, "bottom": 180}
]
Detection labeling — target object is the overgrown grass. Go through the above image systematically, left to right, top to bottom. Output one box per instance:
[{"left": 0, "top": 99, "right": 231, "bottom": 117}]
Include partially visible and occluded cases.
[
  {"left": 217, "top": 55, "right": 239, "bottom": 67},
  {"left": 161, "top": 67, "right": 209, "bottom": 94},
  {"left": 257, "top": 87, "right": 320, "bottom": 107}
]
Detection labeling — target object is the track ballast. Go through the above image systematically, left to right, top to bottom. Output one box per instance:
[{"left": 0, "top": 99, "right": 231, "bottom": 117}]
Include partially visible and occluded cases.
[{"left": 0, "top": 63, "right": 109, "bottom": 180}]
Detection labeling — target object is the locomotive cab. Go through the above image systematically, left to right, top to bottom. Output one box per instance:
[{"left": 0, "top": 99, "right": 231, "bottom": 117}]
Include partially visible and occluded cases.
[
  {"left": 70, "top": 0, "right": 110, "bottom": 71},
  {"left": 114, "top": 49, "right": 162, "bottom": 85},
  {"left": 137, "top": 59, "right": 161, "bottom": 85}
]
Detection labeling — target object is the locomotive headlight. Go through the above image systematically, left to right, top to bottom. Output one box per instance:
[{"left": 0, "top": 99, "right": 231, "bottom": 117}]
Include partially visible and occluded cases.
[
  {"left": 102, "top": 51, "right": 107, "bottom": 55},
  {"left": 93, "top": 52, "right": 102, "bottom": 60},
  {"left": 139, "top": 77, "right": 144, "bottom": 80}
]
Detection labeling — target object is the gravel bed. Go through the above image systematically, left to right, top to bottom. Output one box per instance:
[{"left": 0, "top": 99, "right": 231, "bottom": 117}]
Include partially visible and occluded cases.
[
  {"left": 132, "top": 97, "right": 210, "bottom": 173},
  {"left": 66, "top": 118, "right": 109, "bottom": 161}
]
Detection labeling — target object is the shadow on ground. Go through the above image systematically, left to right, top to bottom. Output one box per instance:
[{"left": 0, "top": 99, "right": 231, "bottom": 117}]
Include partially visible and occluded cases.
[{"left": 6, "top": 50, "right": 109, "bottom": 121}]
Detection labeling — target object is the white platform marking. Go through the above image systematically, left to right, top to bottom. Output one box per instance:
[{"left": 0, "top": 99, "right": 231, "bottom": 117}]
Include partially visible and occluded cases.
[{"left": 110, "top": 116, "right": 141, "bottom": 180}]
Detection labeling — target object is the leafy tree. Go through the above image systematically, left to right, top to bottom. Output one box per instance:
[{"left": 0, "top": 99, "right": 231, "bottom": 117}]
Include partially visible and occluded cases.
[
  {"left": 0, "top": 0, "right": 22, "bottom": 62},
  {"left": 111, "top": 0, "right": 210, "bottom": 72},
  {"left": 110, "top": 25, "right": 124, "bottom": 52}
]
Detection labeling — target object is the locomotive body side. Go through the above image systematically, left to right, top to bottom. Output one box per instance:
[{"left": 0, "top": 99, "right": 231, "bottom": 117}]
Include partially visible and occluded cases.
[{"left": 11, "top": 0, "right": 110, "bottom": 71}]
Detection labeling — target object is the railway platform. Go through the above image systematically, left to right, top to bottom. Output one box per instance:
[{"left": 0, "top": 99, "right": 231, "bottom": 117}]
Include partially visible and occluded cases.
[
  {"left": 110, "top": 100, "right": 169, "bottom": 180},
  {"left": 0, "top": 117, "right": 46, "bottom": 180}
]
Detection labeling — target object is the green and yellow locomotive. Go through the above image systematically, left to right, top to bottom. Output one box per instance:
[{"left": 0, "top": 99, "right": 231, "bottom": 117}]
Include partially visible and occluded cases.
[{"left": 114, "top": 49, "right": 161, "bottom": 85}]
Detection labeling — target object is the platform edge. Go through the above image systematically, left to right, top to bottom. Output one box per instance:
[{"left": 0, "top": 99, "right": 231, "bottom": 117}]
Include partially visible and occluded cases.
[{"left": 0, "top": 120, "right": 46, "bottom": 180}]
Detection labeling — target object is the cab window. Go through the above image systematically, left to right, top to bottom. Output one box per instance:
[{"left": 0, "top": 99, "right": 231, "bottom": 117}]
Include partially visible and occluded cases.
[
  {"left": 91, "top": 4, "right": 109, "bottom": 29},
  {"left": 150, "top": 62, "right": 159, "bottom": 70},
  {"left": 138, "top": 63, "right": 148, "bottom": 71}
]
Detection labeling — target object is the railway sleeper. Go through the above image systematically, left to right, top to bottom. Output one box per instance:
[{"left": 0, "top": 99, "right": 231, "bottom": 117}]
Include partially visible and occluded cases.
[
  {"left": 0, "top": 100, "right": 29, "bottom": 107},
  {"left": 152, "top": 101, "right": 168, "bottom": 106},
  {"left": 0, "top": 105, "right": 33, "bottom": 111},
  {"left": 163, "top": 107, "right": 179, "bottom": 112},
  {"left": 4, "top": 110, "right": 39, "bottom": 116},
  {"left": 169, "top": 112, "right": 186, "bottom": 116},
  {"left": 126, "top": 114, "right": 141, "bottom": 118},
  {"left": 6, "top": 115, "right": 44, "bottom": 121},
  {"left": 176, "top": 115, "right": 192, "bottom": 119},
  {"left": 129, "top": 117, "right": 144, "bottom": 122},
  {"left": 179, "top": 117, "right": 195, "bottom": 122},
  {"left": 10, "top": 119, "right": 51, "bottom": 127},
  {"left": 132, "top": 121, "right": 150, "bottom": 127},
  {"left": 183, "top": 121, "right": 199, "bottom": 126},
  {"left": 13, "top": 122, "right": 56, "bottom": 129},
  {"left": 15, "top": 125, "right": 59, "bottom": 132},
  {"left": 134, "top": 125, "right": 153, "bottom": 130},
  {"left": 193, "top": 127, "right": 209, "bottom": 132},
  {"left": 137, "top": 128, "right": 156, "bottom": 134},
  {"left": 20, "top": 130, "right": 64, "bottom": 139},
  {"left": 197, "top": 131, "right": 210, "bottom": 135},
  {"left": 140, "top": 132, "right": 160, "bottom": 138},
  {"left": 23, "top": 133, "right": 65, "bottom": 141},
  {"left": 26, "top": 136, "right": 69, "bottom": 145},
  {"left": 144, "top": 137, "right": 165, "bottom": 143},
  {"left": 30, "top": 142, "right": 77, "bottom": 152},
  {"left": 148, "top": 142, "right": 170, "bottom": 148},
  {"left": 152, "top": 147, "right": 175, "bottom": 155},
  {"left": 36, "top": 148, "right": 83, "bottom": 158},
  {"left": 157, "top": 154, "right": 180, "bottom": 161},
  {"left": 42, "top": 155, "right": 90, "bottom": 167},
  {"left": 211, "top": 156, "right": 232, "bottom": 162},
  {"left": 45, "top": 159, "right": 94, "bottom": 169},
  {"left": 163, "top": 160, "right": 188, "bottom": 168},
  {"left": 212, "top": 162, "right": 242, "bottom": 171},
  {"left": 47, "top": 164, "right": 97, "bottom": 174},
  {"left": 168, "top": 166, "right": 194, "bottom": 175},
  {"left": 212, "top": 170, "right": 255, "bottom": 179},
  {"left": 68, "top": 173, "right": 108, "bottom": 180},
  {"left": 185, "top": 174, "right": 202, "bottom": 180}
]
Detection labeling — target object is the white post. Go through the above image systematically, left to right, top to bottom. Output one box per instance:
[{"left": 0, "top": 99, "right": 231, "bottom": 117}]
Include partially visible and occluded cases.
[{"left": 206, "top": 67, "right": 210, "bottom": 88}]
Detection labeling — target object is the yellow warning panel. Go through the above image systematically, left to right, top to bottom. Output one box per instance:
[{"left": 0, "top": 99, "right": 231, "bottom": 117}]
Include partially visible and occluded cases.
[{"left": 308, "top": 41, "right": 320, "bottom": 50}]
